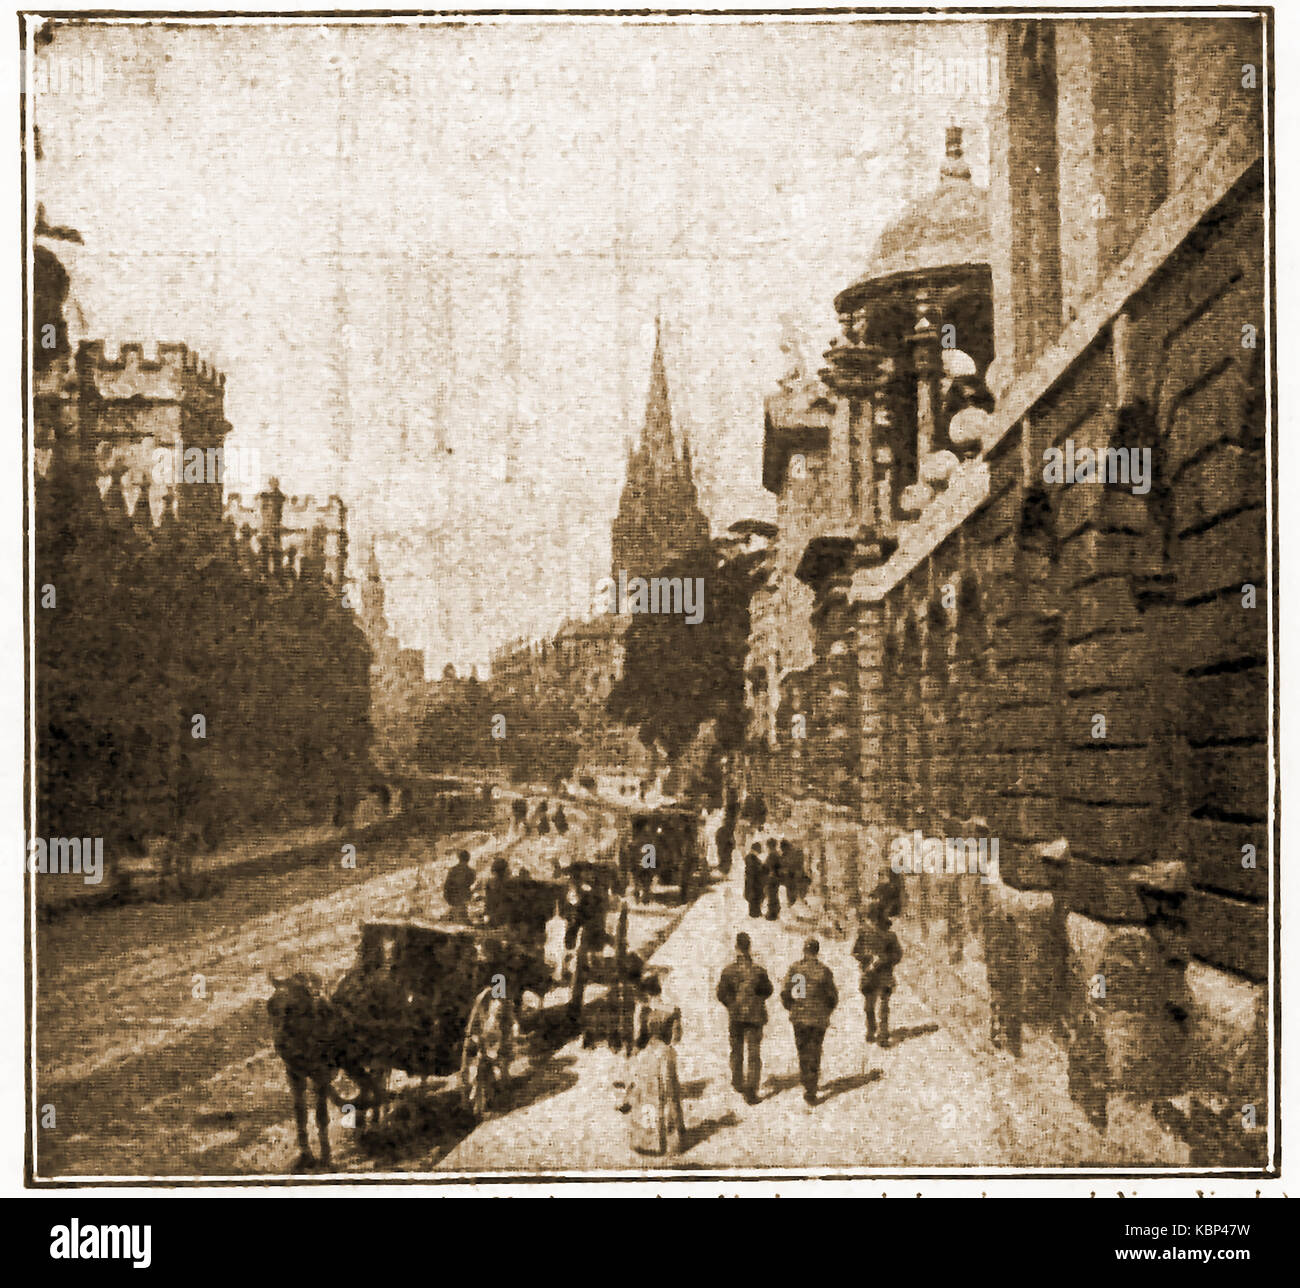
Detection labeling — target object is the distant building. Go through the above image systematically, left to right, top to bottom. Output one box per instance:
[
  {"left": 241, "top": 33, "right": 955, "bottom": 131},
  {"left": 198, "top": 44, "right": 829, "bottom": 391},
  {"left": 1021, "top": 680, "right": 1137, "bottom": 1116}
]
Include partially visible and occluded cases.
[
  {"left": 609, "top": 318, "right": 712, "bottom": 580},
  {"left": 487, "top": 320, "right": 712, "bottom": 783},
  {"left": 36, "top": 334, "right": 231, "bottom": 536},
  {"left": 222, "top": 486, "right": 348, "bottom": 587},
  {"left": 357, "top": 540, "right": 429, "bottom": 758},
  {"left": 490, "top": 613, "right": 649, "bottom": 779}
]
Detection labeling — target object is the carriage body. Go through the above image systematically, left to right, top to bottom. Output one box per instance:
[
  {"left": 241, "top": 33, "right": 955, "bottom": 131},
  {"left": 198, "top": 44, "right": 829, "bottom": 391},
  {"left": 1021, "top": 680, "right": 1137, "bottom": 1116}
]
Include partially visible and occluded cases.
[
  {"left": 619, "top": 807, "right": 702, "bottom": 903},
  {"left": 343, "top": 916, "right": 555, "bottom": 1080}
]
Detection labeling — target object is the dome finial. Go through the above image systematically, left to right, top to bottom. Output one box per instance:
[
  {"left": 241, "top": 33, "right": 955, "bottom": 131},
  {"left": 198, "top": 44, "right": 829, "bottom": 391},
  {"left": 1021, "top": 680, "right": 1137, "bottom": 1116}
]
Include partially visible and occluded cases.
[{"left": 941, "top": 125, "right": 971, "bottom": 181}]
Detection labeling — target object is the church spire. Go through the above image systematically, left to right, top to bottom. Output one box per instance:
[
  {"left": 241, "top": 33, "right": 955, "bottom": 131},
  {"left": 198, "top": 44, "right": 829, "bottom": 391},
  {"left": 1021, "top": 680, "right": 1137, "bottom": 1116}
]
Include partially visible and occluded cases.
[
  {"left": 642, "top": 315, "right": 676, "bottom": 474},
  {"left": 609, "top": 316, "right": 713, "bottom": 581}
]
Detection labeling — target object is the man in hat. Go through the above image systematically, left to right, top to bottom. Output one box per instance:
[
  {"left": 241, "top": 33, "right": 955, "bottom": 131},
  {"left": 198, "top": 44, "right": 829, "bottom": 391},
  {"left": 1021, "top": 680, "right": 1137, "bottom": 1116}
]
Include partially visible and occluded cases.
[
  {"left": 762, "top": 838, "right": 783, "bottom": 921},
  {"left": 781, "top": 838, "right": 808, "bottom": 905},
  {"left": 743, "top": 843, "right": 764, "bottom": 919},
  {"left": 443, "top": 849, "right": 475, "bottom": 922},
  {"left": 483, "top": 856, "right": 512, "bottom": 927},
  {"left": 852, "top": 901, "right": 903, "bottom": 1048},
  {"left": 715, "top": 931, "right": 773, "bottom": 1104},
  {"left": 780, "top": 938, "right": 839, "bottom": 1106}
]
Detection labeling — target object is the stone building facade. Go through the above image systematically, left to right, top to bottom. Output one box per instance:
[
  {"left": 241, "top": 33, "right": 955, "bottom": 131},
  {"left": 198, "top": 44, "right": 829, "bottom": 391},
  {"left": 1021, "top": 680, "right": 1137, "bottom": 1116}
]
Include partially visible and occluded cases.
[
  {"left": 746, "top": 16, "right": 1270, "bottom": 1164},
  {"left": 37, "top": 338, "right": 231, "bottom": 534},
  {"left": 223, "top": 486, "right": 348, "bottom": 588},
  {"left": 350, "top": 540, "right": 430, "bottom": 760}
]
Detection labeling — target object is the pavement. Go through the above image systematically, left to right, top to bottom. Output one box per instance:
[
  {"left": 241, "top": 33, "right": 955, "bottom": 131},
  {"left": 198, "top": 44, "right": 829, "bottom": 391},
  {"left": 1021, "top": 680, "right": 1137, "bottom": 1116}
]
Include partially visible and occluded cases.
[
  {"left": 38, "top": 797, "right": 1179, "bottom": 1177},
  {"left": 440, "top": 864, "right": 1126, "bottom": 1172}
]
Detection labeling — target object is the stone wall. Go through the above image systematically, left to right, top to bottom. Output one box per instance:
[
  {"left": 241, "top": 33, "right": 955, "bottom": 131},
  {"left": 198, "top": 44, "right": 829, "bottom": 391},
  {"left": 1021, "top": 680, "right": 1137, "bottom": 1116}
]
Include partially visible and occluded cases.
[{"left": 856, "top": 164, "right": 1268, "bottom": 1161}]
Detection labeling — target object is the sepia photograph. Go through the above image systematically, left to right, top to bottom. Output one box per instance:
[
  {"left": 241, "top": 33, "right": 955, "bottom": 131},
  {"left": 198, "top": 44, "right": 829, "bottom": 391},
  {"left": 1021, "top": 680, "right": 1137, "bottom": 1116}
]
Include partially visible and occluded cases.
[{"left": 17, "top": 4, "right": 1281, "bottom": 1204}]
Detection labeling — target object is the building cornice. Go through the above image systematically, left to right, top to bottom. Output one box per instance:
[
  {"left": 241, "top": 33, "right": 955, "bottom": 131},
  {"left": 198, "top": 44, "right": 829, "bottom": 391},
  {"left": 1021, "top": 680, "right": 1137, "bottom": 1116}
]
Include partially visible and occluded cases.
[{"left": 848, "top": 126, "right": 1263, "bottom": 608}]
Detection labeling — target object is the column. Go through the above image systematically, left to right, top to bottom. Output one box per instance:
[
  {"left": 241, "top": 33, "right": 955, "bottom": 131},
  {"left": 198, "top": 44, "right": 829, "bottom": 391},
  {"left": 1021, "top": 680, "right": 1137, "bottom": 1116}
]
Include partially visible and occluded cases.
[
  {"left": 910, "top": 291, "right": 943, "bottom": 470},
  {"left": 822, "top": 310, "right": 883, "bottom": 527}
]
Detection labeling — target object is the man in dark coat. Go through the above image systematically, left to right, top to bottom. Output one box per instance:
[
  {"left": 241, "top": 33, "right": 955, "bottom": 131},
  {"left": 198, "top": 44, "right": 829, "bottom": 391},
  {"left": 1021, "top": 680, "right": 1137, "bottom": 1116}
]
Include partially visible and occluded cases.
[
  {"left": 714, "top": 814, "right": 735, "bottom": 876},
  {"left": 762, "top": 839, "right": 783, "bottom": 921},
  {"left": 780, "top": 839, "right": 808, "bottom": 904},
  {"left": 742, "top": 844, "right": 764, "bottom": 919},
  {"left": 443, "top": 849, "right": 475, "bottom": 922},
  {"left": 483, "top": 856, "right": 512, "bottom": 927},
  {"left": 867, "top": 865, "right": 903, "bottom": 924},
  {"left": 852, "top": 903, "right": 903, "bottom": 1047},
  {"left": 715, "top": 931, "right": 773, "bottom": 1104},
  {"left": 780, "top": 938, "right": 839, "bottom": 1106}
]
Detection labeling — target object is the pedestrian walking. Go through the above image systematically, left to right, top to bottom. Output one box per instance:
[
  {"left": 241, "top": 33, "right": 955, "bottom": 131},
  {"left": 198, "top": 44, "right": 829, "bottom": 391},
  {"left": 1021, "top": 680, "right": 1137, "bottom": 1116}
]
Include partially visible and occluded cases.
[
  {"left": 535, "top": 801, "right": 551, "bottom": 835},
  {"left": 553, "top": 804, "right": 569, "bottom": 835},
  {"left": 714, "top": 805, "right": 736, "bottom": 876},
  {"left": 763, "top": 839, "right": 783, "bottom": 921},
  {"left": 781, "top": 839, "right": 808, "bottom": 905},
  {"left": 743, "top": 844, "right": 764, "bottom": 918},
  {"left": 442, "top": 849, "right": 474, "bottom": 922},
  {"left": 482, "top": 856, "right": 512, "bottom": 927},
  {"left": 867, "top": 864, "right": 903, "bottom": 924},
  {"left": 852, "top": 903, "right": 903, "bottom": 1048},
  {"left": 716, "top": 931, "right": 773, "bottom": 1104},
  {"left": 780, "top": 938, "right": 839, "bottom": 1106},
  {"left": 624, "top": 1011, "right": 686, "bottom": 1157}
]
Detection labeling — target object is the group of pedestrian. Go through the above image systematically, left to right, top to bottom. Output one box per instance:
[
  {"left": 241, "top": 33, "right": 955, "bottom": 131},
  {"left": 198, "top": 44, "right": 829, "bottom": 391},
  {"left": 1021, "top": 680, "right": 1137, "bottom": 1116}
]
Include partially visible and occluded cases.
[
  {"left": 508, "top": 797, "right": 569, "bottom": 837},
  {"left": 741, "top": 837, "right": 808, "bottom": 921},
  {"left": 713, "top": 884, "right": 904, "bottom": 1112},
  {"left": 716, "top": 932, "right": 836, "bottom": 1107}
]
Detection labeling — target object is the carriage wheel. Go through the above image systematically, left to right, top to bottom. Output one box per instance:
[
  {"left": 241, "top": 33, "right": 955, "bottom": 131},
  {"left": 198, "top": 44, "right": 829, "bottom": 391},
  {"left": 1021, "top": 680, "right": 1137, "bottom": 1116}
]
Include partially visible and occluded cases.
[
  {"left": 459, "top": 1031, "right": 512, "bottom": 1122},
  {"left": 459, "top": 1035, "right": 487, "bottom": 1121},
  {"left": 330, "top": 1068, "right": 375, "bottom": 1127}
]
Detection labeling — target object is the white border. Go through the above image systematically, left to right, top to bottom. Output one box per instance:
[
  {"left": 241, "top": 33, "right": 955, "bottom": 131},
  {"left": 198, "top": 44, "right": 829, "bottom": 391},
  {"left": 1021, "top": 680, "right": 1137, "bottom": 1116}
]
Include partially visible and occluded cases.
[{"left": 2, "top": 1, "right": 1292, "bottom": 1199}]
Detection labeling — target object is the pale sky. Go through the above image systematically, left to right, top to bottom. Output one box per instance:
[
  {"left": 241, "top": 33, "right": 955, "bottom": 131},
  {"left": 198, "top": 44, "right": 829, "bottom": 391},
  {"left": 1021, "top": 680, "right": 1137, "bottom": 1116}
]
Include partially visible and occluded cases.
[{"left": 33, "top": 16, "right": 991, "bottom": 675}]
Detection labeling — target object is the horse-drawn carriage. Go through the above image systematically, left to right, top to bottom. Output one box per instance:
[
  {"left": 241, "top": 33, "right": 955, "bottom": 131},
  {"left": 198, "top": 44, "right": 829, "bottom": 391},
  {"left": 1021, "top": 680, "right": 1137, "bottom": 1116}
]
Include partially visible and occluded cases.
[
  {"left": 618, "top": 806, "right": 703, "bottom": 904},
  {"left": 268, "top": 852, "right": 647, "bottom": 1168},
  {"left": 333, "top": 917, "right": 553, "bottom": 1091}
]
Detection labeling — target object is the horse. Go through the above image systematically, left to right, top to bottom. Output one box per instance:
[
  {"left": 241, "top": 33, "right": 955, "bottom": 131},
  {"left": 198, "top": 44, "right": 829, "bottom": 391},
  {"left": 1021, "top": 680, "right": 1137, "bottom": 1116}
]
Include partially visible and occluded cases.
[{"left": 266, "top": 972, "right": 388, "bottom": 1172}]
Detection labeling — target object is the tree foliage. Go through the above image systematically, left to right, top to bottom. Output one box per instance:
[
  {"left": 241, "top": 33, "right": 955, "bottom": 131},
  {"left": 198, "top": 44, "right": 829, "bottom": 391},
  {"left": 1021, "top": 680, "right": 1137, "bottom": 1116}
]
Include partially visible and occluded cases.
[
  {"left": 34, "top": 460, "right": 375, "bottom": 863},
  {"left": 607, "top": 540, "right": 770, "bottom": 774},
  {"left": 415, "top": 676, "right": 579, "bottom": 786}
]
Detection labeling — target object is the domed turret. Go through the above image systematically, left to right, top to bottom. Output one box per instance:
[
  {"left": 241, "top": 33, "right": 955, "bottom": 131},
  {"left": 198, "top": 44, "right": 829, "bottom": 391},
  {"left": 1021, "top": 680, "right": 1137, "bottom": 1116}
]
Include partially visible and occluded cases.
[
  {"left": 821, "top": 127, "right": 997, "bottom": 529},
  {"left": 865, "top": 127, "right": 990, "bottom": 286}
]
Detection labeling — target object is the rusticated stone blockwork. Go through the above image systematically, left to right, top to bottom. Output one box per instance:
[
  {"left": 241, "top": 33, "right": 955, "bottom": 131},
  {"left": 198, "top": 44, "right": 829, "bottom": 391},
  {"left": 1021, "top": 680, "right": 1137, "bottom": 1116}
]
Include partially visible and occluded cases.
[
  {"left": 745, "top": 15, "right": 1269, "bottom": 1164},
  {"left": 871, "top": 171, "right": 1266, "bottom": 1153}
]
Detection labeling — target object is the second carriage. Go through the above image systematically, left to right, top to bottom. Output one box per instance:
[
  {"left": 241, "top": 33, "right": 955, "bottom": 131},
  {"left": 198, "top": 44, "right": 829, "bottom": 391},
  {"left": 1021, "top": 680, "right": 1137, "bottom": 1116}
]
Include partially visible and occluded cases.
[{"left": 617, "top": 805, "right": 704, "bottom": 904}]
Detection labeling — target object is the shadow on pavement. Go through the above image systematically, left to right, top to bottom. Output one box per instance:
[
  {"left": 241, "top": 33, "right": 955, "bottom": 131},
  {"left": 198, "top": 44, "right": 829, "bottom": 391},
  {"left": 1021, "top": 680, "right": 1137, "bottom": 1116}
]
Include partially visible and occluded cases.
[
  {"left": 348, "top": 1001, "right": 587, "bottom": 1166},
  {"left": 883, "top": 1022, "right": 940, "bottom": 1046},
  {"left": 815, "top": 1069, "right": 883, "bottom": 1104},
  {"left": 682, "top": 1110, "right": 741, "bottom": 1153}
]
